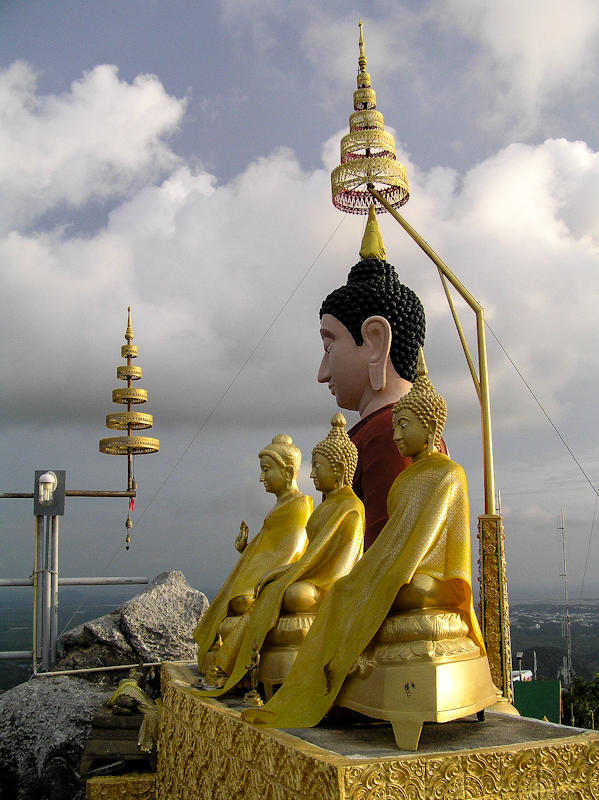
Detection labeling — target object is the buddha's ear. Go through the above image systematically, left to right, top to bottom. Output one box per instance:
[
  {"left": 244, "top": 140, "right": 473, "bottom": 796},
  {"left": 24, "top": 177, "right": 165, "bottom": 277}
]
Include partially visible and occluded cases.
[
  {"left": 361, "top": 316, "right": 392, "bottom": 392},
  {"left": 427, "top": 419, "right": 437, "bottom": 454},
  {"left": 334, "top": 460, "right": 346, "bottom": 487},
  {"left": 283, "top": 465, "right": 295, "bottom": 486}
]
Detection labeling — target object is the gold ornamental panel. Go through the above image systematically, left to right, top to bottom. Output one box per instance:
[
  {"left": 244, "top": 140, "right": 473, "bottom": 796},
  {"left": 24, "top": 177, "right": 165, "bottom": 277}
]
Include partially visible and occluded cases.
[
  {"left": 353, "top": 87, "right": 376, "bottom": 109},
  {"left": 349, "top": 109, "right": 385, "bottom": 131},
  {"left": 340, "top": 129, "right": 396, "bottom": 162},
  {"left": 332, "top": 156, "right": 409, "bottom": 194},
  {"left": 332, "top": 157, "right": 409, "bottom": 214},
  {"left": 121, "top": 344, "right": 138, "bottom": 359},
  {"left": 117, "top": 365, "right": 142, "bottom": 381},
  {"left": 112, "top": 387, "right": 148, "bottom": 404},
  {"left": 105, "top": 411, "right": 154, "bottom": 430},
  {"left": 99, "top": 435, "right": 160, "bottom": 455},
  {"left": 478, "top": 515, "right": 512, "bottom": 701},
  {"left": 158, "top": 670, "right": 340, "bottom": 800},
  {"left": 86, "top": 772, "right": 156, "bottom": 800}
]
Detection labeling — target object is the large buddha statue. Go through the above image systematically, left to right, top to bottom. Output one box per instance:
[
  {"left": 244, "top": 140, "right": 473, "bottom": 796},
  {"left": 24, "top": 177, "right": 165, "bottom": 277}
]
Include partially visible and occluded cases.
[
  {"left": 318, "top": 204, "right": 448, "bottom": 549},
  {"left": 243, "top": 352, "right": 496, "bottom": 749},
  {"left": 196, "top": 414, "right": 365, "bottom": 699},
  {"left": 193, "top": 434, "right": 312, "bottom": 676}
]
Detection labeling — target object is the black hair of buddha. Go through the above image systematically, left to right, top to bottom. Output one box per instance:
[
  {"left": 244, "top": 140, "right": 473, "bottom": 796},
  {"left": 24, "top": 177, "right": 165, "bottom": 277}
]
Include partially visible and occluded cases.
[{"left": 319, "top": 258, "right": 425, "bottom": 383}]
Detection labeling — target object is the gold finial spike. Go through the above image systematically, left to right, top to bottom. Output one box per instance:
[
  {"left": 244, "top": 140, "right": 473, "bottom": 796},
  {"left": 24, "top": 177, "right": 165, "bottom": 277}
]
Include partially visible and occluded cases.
[
  {"left": 358, "top": 19, "right": 367, "bottom": 72},
  {"left": 359, "top": 204, "right": 386, "bottom": 260},
  {"left": 125, "top": 306, "right": 134, "bottom": 342},
  {"left": 416, "top": 347, "right": 428, "bottom": 379}
]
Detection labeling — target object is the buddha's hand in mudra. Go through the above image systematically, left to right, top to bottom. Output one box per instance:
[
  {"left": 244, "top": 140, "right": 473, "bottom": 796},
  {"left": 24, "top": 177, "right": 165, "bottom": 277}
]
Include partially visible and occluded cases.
[{"left": 235, "top": 521, "right": 249, "bottom": 553}]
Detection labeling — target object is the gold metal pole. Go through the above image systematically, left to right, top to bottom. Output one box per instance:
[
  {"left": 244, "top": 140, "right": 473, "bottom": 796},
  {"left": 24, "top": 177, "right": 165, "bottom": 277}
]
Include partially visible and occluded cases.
[
  {"left": 368, "top": 186, "right": 513, "bottom": 703},
  {"left": 368, "top": 186, "right": 496, "bottom": 513},
  {"left": 437, "top": 271, "right": 481, "bottom": 402},
  {"left": 476, "top": 311, "right": 496, "bottom": 515}
]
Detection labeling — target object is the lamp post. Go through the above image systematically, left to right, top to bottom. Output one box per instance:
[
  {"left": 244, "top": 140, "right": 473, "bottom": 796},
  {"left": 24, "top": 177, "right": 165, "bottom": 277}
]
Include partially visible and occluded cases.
[{"left": 33, "top": 470, "right": 65, "bottom": 670}]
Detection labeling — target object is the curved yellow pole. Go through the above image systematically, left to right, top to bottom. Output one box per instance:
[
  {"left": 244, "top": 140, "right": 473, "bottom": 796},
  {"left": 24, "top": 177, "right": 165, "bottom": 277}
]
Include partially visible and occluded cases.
[
  {"left": 368, "top": 187, "right": 496, "bottom": 514},
  {"left": 368, "top": 187, "right": 514, "bottom": 702}
]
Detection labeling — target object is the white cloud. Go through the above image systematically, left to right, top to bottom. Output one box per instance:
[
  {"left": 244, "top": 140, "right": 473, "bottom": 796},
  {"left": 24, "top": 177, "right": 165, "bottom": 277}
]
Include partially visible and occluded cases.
[
  {"left": 440, "top": 0, "right": 599, "bottom": 135},
  {"left": 2, "top": 60, "right": 599, "bottom": 596},
  {"left": 0, "top": 61, "right": 186, "bottom": 232},
  {"left": 2, "top": 61, "right": 599, "bottom": 438}
]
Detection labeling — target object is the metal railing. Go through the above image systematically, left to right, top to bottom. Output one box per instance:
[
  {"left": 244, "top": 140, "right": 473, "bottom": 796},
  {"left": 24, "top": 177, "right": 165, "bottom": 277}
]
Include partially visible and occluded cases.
[{"left": 1, "top": 477, "right": 148, "bottom": 673}]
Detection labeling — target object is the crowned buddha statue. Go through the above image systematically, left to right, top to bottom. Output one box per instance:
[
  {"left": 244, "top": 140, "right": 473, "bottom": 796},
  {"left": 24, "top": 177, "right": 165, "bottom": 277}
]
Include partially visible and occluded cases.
[
  {"left": 318, "top": 205, "right": 446, "bottom": 550},
  {"left": 243, "top": 352, "right": 496, "bottom": 750},
  {"left": 196, "top": 414, "right": 365, "bottom": 700},
  {"left": 193, "top": 434, "right": 312, "bottom": 680}
]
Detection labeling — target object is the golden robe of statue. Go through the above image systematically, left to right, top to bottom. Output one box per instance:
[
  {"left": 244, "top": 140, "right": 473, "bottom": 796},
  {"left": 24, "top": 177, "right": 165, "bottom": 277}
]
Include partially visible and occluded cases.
[
  {"left": 242, "top": 451, "right": 483, "bottom": 728},
  {"left": 200, "top": 483, "right": 364, "bottom": 696},
  {"left": 194, "top": 492, "right": 312, "bottom": 671}
]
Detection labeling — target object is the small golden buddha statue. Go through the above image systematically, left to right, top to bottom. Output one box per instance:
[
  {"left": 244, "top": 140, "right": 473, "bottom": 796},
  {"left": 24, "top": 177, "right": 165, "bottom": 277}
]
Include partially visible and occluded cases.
[
  {"left": 243, "top": 352, "right": 496, "bottom": 749},
  {"left": 196, "top": 413, "right": 365, "bottom": 699},
  {"left": 193, "top": 434, "right": 312, "bottom": 679}
]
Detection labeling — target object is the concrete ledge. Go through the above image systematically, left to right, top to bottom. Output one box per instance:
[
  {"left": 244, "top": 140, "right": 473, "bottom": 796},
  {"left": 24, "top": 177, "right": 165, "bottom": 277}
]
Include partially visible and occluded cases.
[{"left": 157, "top": 662, "right": 599, "bottom": 799}]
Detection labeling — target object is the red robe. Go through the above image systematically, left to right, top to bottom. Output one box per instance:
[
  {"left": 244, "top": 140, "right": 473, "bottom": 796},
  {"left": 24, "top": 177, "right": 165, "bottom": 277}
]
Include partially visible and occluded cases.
[{"left": 349, "top": 404, "right": 447, "bottom": 550}]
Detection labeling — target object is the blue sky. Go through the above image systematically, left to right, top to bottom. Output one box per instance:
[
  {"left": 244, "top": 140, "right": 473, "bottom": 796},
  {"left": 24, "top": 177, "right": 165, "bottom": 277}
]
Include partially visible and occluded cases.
[{"left": 1, "top": 0, "right": 599, "bottom": 603}]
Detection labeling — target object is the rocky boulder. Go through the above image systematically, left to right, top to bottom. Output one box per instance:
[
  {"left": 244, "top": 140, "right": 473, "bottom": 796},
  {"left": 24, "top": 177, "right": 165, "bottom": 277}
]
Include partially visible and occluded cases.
[
  {"left": 57, "top": 570, "right": 208, "bottom": 670},
  {"left": 120, "top": 570, "right": 208, "bottom": 661},
  {"left": 0, "top": 572, "right": 209, "bottom": 800},
  {"left": 0, "top": 676, "right": 112, "bottom": 800}
]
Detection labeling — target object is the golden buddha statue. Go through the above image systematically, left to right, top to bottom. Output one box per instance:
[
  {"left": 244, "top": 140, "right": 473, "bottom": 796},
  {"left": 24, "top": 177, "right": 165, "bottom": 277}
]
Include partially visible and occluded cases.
[
  {"left": 243, "top": 352, "right": 496, "bottom": 749},
  {"left": 196, "top": 414, "right": 365, "bottom": 699},
  {"left": 197, "top": 414, "right": 364, "bottom": 697},
  {"left": 193, "top": 434, "right": 312, "bottom": 678}
]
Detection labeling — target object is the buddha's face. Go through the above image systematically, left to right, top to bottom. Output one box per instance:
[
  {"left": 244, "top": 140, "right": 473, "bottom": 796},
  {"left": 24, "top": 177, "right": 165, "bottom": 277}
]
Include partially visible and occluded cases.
[
  {"left": 318, "top": 314, "right": 368, "bottom": 411},
  {"left": 393, "top": 408, "right": 429, "bottom": 458},
  {"left": 310, "top": 453, "right": 339, "bottom": 494},
  {"left": 259, "top": 454, "right": 288, "bottom": 496}
]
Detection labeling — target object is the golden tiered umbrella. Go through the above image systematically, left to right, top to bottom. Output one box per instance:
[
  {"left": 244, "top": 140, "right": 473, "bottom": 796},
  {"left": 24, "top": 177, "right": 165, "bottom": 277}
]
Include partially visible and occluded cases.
[
  {"left": 331, "top": 20, "right": 409, "bottom": 214},
  {"left": 99, "top": 307, "right": 159, "bottom": 547}
]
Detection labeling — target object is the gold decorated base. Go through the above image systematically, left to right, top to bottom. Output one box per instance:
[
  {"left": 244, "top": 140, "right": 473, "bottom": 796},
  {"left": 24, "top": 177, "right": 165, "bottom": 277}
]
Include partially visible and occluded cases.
[
  {"left": 337, "top": 652, "right": 497, "bottom": 750},
  {"left": 157, "top": 662, "right": 599, "bottom": 799},
  {"left": 86, "top": 772, "right": 156, "bottom": 800}
]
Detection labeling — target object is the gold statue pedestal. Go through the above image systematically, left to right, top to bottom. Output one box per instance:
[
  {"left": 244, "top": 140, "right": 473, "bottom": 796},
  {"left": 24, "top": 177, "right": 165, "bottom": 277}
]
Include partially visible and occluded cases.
[
  {"left": 201, "top": 612, "right": 316, "bottom": 697},
  {"left": 259, "top": 612, "right": 315, "bottom": 699},
  {"left": 337, "top": 650, "right": 497, "bottom": 750},
  {"left": 153, "top": 662, "right": 599, "bottom": 800}
]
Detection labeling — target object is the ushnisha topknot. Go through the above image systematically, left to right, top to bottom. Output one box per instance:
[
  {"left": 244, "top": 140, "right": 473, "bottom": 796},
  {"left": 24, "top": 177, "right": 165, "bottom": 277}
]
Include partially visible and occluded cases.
[
  {"left": 319, "top": 258, "right": 425, "bottom": 383},
  {"left": 393, "top": 349, "right": 447, "bottom": 450},
  {"left": 312, "top": 413, "right": 359, "bottom": 486},
  {"left": 259, "top": 434, "right": 301, "bottom": 474}
]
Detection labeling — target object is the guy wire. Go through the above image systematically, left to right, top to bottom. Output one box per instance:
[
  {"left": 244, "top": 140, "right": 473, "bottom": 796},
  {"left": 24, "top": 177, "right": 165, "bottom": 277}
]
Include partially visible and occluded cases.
[
  {"left": 132, "top": 215, "right": 346, "bottom": 530},
  {"left": 485, "top": 322, "right": 598, "bottom": 499}
]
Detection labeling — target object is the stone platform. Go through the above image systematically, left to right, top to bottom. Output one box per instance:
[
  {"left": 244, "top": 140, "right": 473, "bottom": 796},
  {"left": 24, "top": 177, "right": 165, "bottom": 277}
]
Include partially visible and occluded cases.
[{"left": 157, "top": 662, "right": 599, "bottom": 799}]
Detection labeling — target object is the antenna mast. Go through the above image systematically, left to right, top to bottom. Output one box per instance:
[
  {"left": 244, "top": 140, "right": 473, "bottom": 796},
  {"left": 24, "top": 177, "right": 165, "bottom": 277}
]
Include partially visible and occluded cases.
[{"left": 558, "top": 508, "right": 573, "bottom": 686}]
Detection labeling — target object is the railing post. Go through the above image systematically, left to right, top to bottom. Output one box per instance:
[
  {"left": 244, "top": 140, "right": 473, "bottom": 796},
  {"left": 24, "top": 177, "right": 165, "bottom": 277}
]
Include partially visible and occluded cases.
[
  {"left": 34, "top": 515, "right": 44, "bottom": 668},
  {"left": 41, "top": 515, "right": 52, "bottom": 671},
  {"left": 49, "top": 516, "right": 59, "bottom": 667}
]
